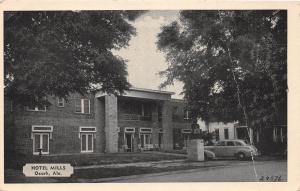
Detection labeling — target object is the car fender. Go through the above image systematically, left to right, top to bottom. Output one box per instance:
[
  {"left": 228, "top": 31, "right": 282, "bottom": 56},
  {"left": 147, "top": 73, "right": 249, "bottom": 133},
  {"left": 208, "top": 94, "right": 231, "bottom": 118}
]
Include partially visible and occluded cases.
[
  {"left": 235, "top": 148, "right": 251, "bottom": 157},
  {"left": 204, "top": 149, "right": 216, "bottom": 159}
]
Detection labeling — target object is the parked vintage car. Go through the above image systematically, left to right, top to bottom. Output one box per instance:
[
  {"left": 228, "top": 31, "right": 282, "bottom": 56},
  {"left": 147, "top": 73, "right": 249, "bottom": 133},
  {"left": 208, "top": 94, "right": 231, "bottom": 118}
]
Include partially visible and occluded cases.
[{"left": 204, "top": 139, "right": 259, "bottom": 160}]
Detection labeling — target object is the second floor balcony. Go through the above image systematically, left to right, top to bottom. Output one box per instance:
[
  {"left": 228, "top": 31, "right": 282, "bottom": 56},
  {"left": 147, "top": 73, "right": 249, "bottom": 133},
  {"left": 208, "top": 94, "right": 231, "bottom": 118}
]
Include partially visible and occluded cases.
[{"left": 119, "top": 113, "right": 152, "bottom": 121}]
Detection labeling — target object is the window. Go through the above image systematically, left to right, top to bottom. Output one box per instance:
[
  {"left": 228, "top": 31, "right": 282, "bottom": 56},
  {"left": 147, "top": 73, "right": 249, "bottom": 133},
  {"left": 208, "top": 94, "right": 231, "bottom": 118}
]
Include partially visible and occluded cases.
[
  {"left": 26, "top": 98, "right": 47, "bottom": 112},
  {"left": 57, "top": 98, "right": 65, "bottom": 107},
  {"left": 75, "top": 99, "right": 90, "bottom": 114},
  {"left": 140, "top": 103, "right": 152, "bottom": 121},
  {"left": 141, "top": 104, "right": 151, "bottom": 116},
  {"left": 26, "top": 105, "right": 46, "bottom": 112},
  {"left": 158, "top": 105, "right": 162, "bottom": 121},
  {"left": 183, "top": 108, "right": 189, "bottom": 120},
  {"left": 32, "top": 125, "right": 53, "bottom": 155},
  {"left": 32, "top": 126, "right": 53, "bottom": 132},
  {"left": 79, "top": 127, "right": 96, "bottom": 153},
  {"left": 80, "top": 127, "right": 96, "bottom": 132},
  {"left": 125, "top": 127, "right": 136, "bottom": 133},
  {"left": 139, "top": 128, "right": 152, "bottom": 149},
  {"left": 140, "top": 128, "right": 152, "bottom": 133},
  {"left": 224, "top": 128, "right": 229, "bottom": 139},
  {"left": 33, "top": 133, "right": 49, "bottom": 155},
  {"left": 81, "top": 133, "right": 93, "bottom": 152},
  {"left": 140, "top": 134, "right": 152, "bottom": 148},
  {"left": 217, "top": 141, "right": 225, "bottom": 146},
  {"left": 226, "top": 141, "right": 234, "bottom": 146},
  {"left": 235, "top": 141, "right": 244, "bottom": 146}
]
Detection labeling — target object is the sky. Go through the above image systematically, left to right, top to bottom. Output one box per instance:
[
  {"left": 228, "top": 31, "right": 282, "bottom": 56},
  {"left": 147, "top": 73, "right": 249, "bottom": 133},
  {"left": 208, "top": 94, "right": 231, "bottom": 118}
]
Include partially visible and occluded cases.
[{"left": 114, "top": 10, "right": 184, "bottom": 99}]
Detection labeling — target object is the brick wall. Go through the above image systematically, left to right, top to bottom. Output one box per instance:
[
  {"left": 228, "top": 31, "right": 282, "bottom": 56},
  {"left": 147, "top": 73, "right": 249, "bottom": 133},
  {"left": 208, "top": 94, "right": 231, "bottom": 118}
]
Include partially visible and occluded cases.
[
  {"left": 6, "top": 93, "right": 193, "bottom": 156},
  {"left": 10, "top": 93, "right": 104, "bottom": 156}
]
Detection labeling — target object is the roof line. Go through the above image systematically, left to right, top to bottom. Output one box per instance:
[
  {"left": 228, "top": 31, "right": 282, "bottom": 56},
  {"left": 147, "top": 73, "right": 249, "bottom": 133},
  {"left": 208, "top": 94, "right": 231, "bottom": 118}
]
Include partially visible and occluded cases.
[{"left": 130, "top": 87, "right": 175, "bottom": 95}]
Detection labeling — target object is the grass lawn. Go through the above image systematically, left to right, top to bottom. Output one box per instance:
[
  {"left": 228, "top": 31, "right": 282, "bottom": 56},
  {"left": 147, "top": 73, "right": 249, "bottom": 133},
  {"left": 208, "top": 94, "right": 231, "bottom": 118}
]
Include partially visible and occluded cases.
[
  {"left": 164, "top": 150, "right": 187, "bottom": 154},
  {"left": 7, "top": 152, "right": 186, "bottom": 170},
  {"left": 5, "top": 163, "right": 220, "bottom": 183}
]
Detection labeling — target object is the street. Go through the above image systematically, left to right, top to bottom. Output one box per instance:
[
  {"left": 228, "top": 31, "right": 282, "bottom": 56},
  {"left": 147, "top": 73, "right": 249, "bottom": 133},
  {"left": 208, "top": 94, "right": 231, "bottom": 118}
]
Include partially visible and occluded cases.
[{"left": 110, "top": 160, "right": 287, "bottom": 182}]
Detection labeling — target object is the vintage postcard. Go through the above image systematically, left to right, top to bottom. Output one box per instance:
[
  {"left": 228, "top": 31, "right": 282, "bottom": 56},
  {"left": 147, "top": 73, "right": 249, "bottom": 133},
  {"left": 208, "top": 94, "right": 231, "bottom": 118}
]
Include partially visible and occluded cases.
[{"left": 0, "top": 0, "right": 299, "bottom": 191}]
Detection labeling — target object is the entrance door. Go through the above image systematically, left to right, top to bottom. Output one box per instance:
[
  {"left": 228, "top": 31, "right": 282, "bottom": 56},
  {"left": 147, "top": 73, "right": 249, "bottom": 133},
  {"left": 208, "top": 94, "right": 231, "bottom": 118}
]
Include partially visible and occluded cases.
[
  {"left": 33, "top": 133, "right": 49, "bottom": 155},
  {"left": 81, "top": 133, "right": 93, "bottom": 152},
  {"left": 125, "top": 133, "right": 133, "bottom": 151},
  {"left": 140, "top": 134, "right": 151, "bottom": 150},
  {"left": 183, "top": 134, "right": 190, "bottom": 148}
]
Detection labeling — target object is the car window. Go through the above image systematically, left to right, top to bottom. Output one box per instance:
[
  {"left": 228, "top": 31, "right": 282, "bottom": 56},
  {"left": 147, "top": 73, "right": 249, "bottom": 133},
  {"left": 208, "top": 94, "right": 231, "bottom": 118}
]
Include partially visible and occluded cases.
[
  {"left": 216, "top": 141, "right": 225, "bottom": 146},
  {"left": 226, "top": 141, "right": 234, "bottom": 146},
  {"left": 235, "top": 141, "right": 243, "bottom": 146}
]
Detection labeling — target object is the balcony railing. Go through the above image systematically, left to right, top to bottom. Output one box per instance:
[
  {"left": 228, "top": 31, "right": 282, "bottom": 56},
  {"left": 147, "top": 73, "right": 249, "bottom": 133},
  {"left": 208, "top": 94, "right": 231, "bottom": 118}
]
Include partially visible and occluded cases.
[
  {"left": 119, "top": 114, "right": 152, "bottom": 121},
  {"left": 172, "top": 114, "right": 191, "bottom": 122}
]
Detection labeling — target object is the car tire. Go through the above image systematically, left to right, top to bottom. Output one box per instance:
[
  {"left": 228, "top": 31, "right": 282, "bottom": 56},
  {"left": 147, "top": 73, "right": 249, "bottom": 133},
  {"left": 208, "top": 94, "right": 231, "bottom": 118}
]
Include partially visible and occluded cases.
[{"left": 237, "top": 152, "right": 246, "bottom": 160}]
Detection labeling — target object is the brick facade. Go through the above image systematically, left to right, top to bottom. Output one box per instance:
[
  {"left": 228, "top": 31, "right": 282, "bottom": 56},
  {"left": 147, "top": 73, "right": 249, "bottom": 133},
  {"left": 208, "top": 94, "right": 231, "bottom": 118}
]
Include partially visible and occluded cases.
[{"left": 5, "top": 88, "right": 192, "bottom": 156}]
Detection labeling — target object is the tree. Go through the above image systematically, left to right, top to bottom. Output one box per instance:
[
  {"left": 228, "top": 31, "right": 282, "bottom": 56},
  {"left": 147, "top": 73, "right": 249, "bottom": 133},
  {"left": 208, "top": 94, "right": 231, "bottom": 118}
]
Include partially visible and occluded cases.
[
  {"left": 157, "top": 10, "right": 287, "bottom": 129},
  {"left": 4, "top": 11, "right": 145, "bottom": 106}
]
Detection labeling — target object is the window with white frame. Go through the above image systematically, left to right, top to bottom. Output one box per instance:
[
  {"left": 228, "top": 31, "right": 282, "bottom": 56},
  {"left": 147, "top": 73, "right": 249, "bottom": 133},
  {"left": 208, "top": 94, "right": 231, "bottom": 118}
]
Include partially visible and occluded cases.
[
  {"left": 57, "top": 97, "right": 65, "bottom": 107},
  {"left": 75, "top": 99, "right": 90, "bottom": 114},
  {"left": 31, "top": 125, "right": 53, "bottom": 155},
  {"left": 79, "top": 127, "right": 96, "bottom": 152},
  {"left": 139, "top": 128, "right": 152, "bottom": 149}
]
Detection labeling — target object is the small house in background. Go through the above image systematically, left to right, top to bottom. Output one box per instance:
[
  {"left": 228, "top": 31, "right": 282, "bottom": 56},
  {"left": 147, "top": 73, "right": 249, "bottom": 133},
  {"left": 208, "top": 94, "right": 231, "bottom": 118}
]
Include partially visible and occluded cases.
[{"left": 198, "top": 119, "right": 287, "bottom": 154}]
